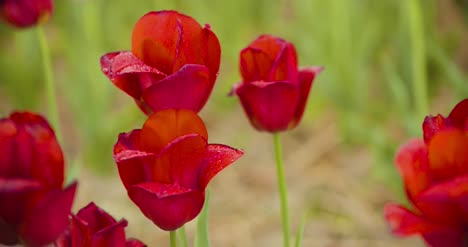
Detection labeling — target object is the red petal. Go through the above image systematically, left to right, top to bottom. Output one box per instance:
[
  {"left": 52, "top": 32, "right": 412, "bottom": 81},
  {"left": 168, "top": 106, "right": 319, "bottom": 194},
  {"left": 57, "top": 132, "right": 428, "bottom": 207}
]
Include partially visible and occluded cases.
[
  {"left": 1, "top": 0, "right": 53, "bottom": 28},
  {"left": 171, "top": 14, "right": 205, "bottom": 72},
  {"left": 201, "top": 26, "right": 221, "bottom": 84},
  {"left": 249, "top": 35, "right": 286, "bottom": 61},
  {"left": 268, "top": 41, "right": 298, "bottom": 83},
  {"left": 240, "top": 47, "right": 275, "bottom": 83},
  {"left": 100, "top": 51, "right": 166, "bottom": 100},
  {"left": 142, "top": 64, "right": 211, "bottom": 113},
  {"left": 290, "top": 67, "right": 322, "bottom": 128},
  {"left": 235, "top": 81, "right": 299, "bottom": 132},
  {"left": 448, "top": 99, "right": 468, "bottom": 130},
  {"left": 140, "top": 109, "right": 208, "bottom": 154},
  {"left": 7, "top": 112, "right": 64, "bottom": 190},
  {"left": 423, "top": 114, "right": 452, "bottom": 143},
  {"left": 0, "top": 118, "right": 16, "bottom": 177},
  {"left": 428, "top": 129, "right": 468, "bottom": 182},
  {"left": 113, "top": 130, "right": 141, "bottom": 155},
  {"left": 154, "top": 134, "right": 207, "bottom": 189},
  {"left": 394, "top": 139, "right": 431, "bottom": 199},
  {"left": 200, "top": 144, "right": 244, "bottom": 189},
  {"left": 114, "top": 149, "right": 155, "bottom": 189},
  {"left": 415, "top": 174, "right": 468, "bottom": 225},
  {"left": 0, "top": 178, "right": 41, "bottom": 194},
  {"left": 19, "top": 182, "right": 77, "bottom": 247},
  {"left": 128, "top": 182, "right": 204, "bottom": 231},
  {"left": 76, "top": 202, "right": 118, "bottom": 235},
  {"left": 384, "top": 203, "right": 444, "bottom": 236},
  {"left": 70, "top": 214, "right": 90, "bottom": 247},
  {"left": 0, "top": 217, "right": 18, "bottom": 245},
  {"left": 91, "top": 219, "right": 127, "bottom": 247},
  {"left": 422, "top": 230, "right": 466, "bottom": 247},
  {"left": 126, "top": 238, "right": 147, "bottom": 247}
]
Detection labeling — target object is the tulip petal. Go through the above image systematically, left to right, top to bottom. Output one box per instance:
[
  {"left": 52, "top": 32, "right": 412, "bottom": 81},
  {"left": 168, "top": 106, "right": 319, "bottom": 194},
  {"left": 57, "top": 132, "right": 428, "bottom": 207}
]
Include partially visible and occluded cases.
[
  {"left": 1, "top": 0, "right": 53, "bottom": 28},
  {"left": 201, "top": 26, "right": 221, "bottom": 84},
  {"left": 269, "top": 42, "right": 298, "bottom": 83},
  {"left": 240, "top": 47, "right": 275, "bottom": 83},
  {"left": 100, "top": 51, "right": 166, "bottom": 100},
  {"left": 142, "top": 64, "right": 211, "bottom": 113},
  {"left": 290, "top": 67, "right": 322, "bottom": 128},
  {"left": 235, "top": 81, "right": 299, "bottom": 132},
  {"left": 448, "top": 99, "right": 468, "bottom": 130},
  {"left": 140, "top": 109, "right": 208, "bottom": 154},
  {"left": 9, "top": 112, "right": 64, "bottom": 189},
  {"left": 422, "top": 114, "right": 452, "bottom": 143},
  {"left": 0, "top": 118, "right": 16, "bottom": 176},
  {"left": 428, "top": 129, "right": 468, "bottom": 182},
  {"left": 114, "top": 130, "right": 141, "bottom": 155},
  {"left": 154, "top": 134, "right": 207, "bottom": 189},
  {"left": 394, "top": 139, "right": 431, "bottom": 200},
  {"left": 200, "top": 144, "right": 244, "bottom": 189},
  {"left": 114, "top": 148, "right": 155, "bottom": 189},
  {"left": 415, "top": 174, "right": 468, "bottom": 225},
  {"left": 0, "top": 178, "right": 41, "bottom": 194},
  {"left": 19, "top": 182, "right": 77, "bottom": 247},
  {"left": 128, "top": 182, "right": 204, "bottom": 231},
  {"left": 76, "top": 202, "right": 118, "bottom": 235},
  {"left": 384, "top": 203, "right": 446, "bottom": 236},
  {"left": 70, "top": 214, "right": 92, "bottom": 247},
  {"left": 0, "top": 217, "right": 18, "bottom": 245},
  {"left": 91, "top": 219, "right": 127, "bottom": 247},
  {"left": 422, "top": 230, "right": 466, "bottom": 247},
  {"left": 126, "top": 238, "right": 147, "bottom": 247}
]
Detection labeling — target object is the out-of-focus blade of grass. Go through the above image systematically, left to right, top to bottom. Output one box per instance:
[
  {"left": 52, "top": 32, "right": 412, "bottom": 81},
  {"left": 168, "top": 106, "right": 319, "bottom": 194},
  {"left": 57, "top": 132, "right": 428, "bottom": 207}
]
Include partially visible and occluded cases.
[
  {"left": 194, "top": 189, "right": 211, "bottom": 247},
  {"left": 294, "top": 213, "right": 307, "bottom": 247}
]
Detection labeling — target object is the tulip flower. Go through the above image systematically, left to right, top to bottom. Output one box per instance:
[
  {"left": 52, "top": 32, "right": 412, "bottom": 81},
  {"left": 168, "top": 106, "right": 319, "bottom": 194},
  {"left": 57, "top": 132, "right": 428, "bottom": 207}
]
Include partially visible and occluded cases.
[
  {"left": 0, "top": 0, "right": 53, "bottom": 28},
  {"left": 101, "top": 10, "right": 221, "bottom": 115},
  {"left": 230, "top": 34, "right": 322, "bottom": 132},
  {"left": 384, "top": 99, "right": 468, "bottom": 246},
  {"left": 113, "top": 109, "right": 243, "bottom": 231},
  {"left": 0, "top": 112, "right": 77, "bottom": 246},
  {"left": 55, "top": 202, "right": 146, "bottom": 247}
]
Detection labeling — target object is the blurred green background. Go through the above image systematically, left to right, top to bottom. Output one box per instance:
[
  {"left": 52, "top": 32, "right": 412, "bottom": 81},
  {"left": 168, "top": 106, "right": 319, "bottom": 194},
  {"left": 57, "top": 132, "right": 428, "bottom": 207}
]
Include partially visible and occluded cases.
[{"left": 0, "top": 0, "right": 467, "bottom": 244}]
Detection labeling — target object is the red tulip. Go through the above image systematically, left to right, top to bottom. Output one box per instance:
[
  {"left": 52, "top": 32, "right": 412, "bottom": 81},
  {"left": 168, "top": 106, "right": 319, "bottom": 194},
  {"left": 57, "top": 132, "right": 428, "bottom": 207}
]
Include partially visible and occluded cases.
[
  {"left": 0, "top": 0, "right": 53, "bottom": 28},
  {"left": 101, "top": 10, "right": 221, "bottom": 115},
  {"left": 230, "top": 34, "right": 322, "bottom": 132},
  {"left": 384, "top": 99, "right": 468, "bottom": 247},
  {"left": 113, "top": 109, "right": 243, "bottom": 231},
  {"left": 0, "top": 112, "right": 77, "bottom": 246},
  {"left": 55, "top": 202, "right": 146, "bottom": 247}
]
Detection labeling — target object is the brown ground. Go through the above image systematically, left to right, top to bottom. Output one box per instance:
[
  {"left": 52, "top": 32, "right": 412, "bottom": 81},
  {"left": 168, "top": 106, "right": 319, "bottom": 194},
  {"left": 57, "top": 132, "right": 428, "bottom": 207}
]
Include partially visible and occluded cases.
[{"left": 73, "top": 108, "right": 425, "bottom": 247}]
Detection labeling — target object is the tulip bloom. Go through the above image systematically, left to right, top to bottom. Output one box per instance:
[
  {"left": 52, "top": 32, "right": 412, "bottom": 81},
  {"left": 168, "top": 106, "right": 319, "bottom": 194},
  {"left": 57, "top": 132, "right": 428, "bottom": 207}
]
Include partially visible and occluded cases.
[
  {"left": 0, "top": 0, "right": 53, "bottom": 28},
  {"left": 101, "top": 10, "right": 221, "bottom": 115},
  {"left": 230, "top": 34, "right": 322, "bottom": 132},
  {"left": 384, "top": 99, "right": 468, "bottom": 246},
  {"left": 113, "top": 109, "right": 243, "bottom": 231},
  {"left": 0, "top": 112, "right": 77, "bottom": 246},
  {"left": 55, "top": 202, "right": 145, "bottom": 247}
]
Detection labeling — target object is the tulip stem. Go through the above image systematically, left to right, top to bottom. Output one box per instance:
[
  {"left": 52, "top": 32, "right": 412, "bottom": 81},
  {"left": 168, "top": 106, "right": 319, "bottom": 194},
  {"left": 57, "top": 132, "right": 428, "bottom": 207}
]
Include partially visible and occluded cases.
[
  {"left": 37, "top": 26, "right": 61, "bottom": 141},
  {"left": 273, "top": 133, "right": 290, "bottom": 247},
  {"left": 178, "top": 226, "right": 188, "bottom": 247},
  {"left": 170, "top": 231, "right": 177, "bottom": 247}
]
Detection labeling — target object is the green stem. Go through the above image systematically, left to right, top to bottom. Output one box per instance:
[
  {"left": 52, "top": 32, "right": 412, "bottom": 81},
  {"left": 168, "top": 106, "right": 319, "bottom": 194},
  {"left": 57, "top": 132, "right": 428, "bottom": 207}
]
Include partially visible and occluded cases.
[
  {"left": 406, "top": 0, "right": 428, "bottom": 119},
  {"left": 37, "top": 26, "right": 61, "bottom": 141},
  {"left": 273, "top": 133, "right": 290, "bottom": 247},
  {"left": 178, "top": 226, "right": 188, "bottom": 247},
  {"left": 170, "top": 231, "right": 177, "bottom": 247}
]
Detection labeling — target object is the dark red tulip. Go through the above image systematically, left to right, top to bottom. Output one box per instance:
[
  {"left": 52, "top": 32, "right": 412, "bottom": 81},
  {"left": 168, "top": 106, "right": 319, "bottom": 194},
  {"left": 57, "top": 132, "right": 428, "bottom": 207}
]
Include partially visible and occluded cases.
[
  {"left": 0, "top": 0, "right": 53, "bottom": 28},
  {"left": 101, "top": 10, "right": 221, "bottom": 115},
  {"left": 230, "top": 34, "right": 322, "bottom": 132},
  {"left": 384, "top": 99, "right": 468, "bottom": 247},
  {"left": 113, "top": 109, "right": 243, "bottom": 231},
  {"left": 0, "top": 112, "right": 77, "bottom": 246},
  {"left": 55, "top": 202, "right": 146, "bottom": 247}
]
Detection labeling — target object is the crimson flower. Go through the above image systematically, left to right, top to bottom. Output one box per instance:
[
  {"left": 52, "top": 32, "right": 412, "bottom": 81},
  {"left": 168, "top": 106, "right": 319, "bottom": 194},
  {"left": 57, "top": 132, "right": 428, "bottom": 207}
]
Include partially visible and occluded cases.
[
  {"left": 0, "top": 0, "right": 53, "bottom": 28},
  {"left": 101, "top": 10, "right": 221, "bottom": 115},
  {"left": 230, "top": 34, "right": 322, "bottom": 132},
  {"left": 384, "top": 99, "right": 468, "bottom": 246},
  {"left": 113, "top": 109, "right": 243, "bottom": 231},
  {"left": 0, "top": 112, "right": 77, "bottom": 246},
  {"left": 55, "top": 202, "right": 146, "bottom": 247}
]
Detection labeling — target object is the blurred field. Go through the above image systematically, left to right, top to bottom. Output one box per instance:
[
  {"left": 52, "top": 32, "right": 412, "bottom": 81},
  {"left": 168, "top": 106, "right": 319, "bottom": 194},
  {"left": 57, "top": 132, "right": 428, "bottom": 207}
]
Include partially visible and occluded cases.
[{"left": 1, "top": 0, "right": 467, "bottom": 246}]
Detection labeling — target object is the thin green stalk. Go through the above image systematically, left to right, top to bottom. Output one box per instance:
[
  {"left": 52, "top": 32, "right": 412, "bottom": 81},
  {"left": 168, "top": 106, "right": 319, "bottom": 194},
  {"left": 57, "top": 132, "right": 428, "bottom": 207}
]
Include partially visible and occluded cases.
[
  {"left": 406, "top": 0, "right": 428, "bottom": 118},
  {"left": 37, "top": 26, "right": 61, "bottom": 141},
  {"left": 273, "top": 133, "right": 290, "bottom": 247},
  {"left": 178, "top": 226, "right": 188, "bottom": 247},
  {"left": 170, "top": 231, "right": 177, "bottom": 247}
]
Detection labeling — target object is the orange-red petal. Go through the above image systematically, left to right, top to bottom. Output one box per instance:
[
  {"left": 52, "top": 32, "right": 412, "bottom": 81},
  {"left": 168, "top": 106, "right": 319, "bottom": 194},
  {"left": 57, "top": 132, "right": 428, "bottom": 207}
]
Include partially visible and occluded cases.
[{"left": 200, "top": 144, "right": 244, "bottom": 189}]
